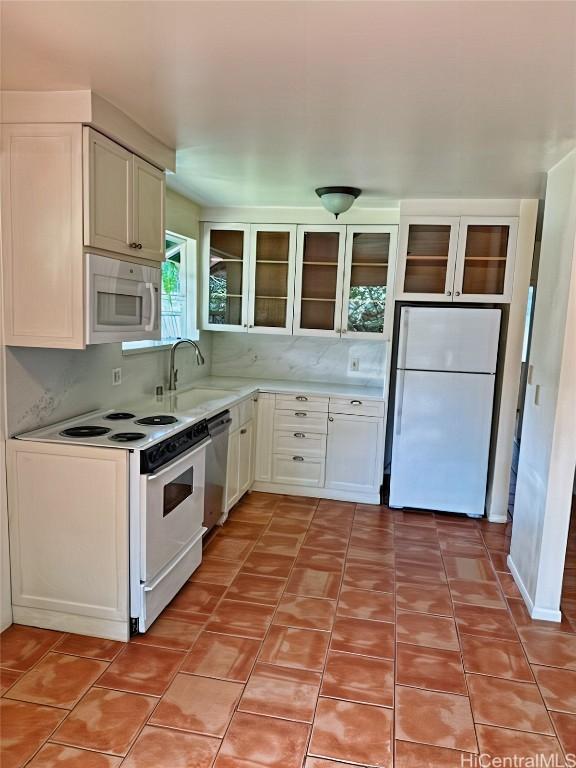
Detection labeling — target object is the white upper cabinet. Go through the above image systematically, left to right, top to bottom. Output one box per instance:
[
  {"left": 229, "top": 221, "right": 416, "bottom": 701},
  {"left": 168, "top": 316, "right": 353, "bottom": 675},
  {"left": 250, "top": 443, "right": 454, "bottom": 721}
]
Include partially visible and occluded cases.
[
  {"left": 1, "top": 123, "right": 85, "bottom": 348},
  {"left": 2, "top": 123, "right": 167, "bottom": 349},
  {"left": 84, "top": 127, "right": 165, "bottom": 262},
  {"left": 83, "top": 129, "right": 132, "bottom": 257},
  {"left": 132, "top": 155, "right": 165, "bottom": 262},
  {"left": 396, "top": 216, "right": 518, "bottom": 303},
  {"left": 396, "top": 217, "right": 461, "bottom": 301},
  {"left": 453, "top": 217, "right": 518, "bottom": 302},
  {"left": 201, "top": 222, "right": 399, "bottom": 338},
  {"left": 202, "top": 223, "right": 250, "bottom": 331},
  {"left": 247, "top": 225, "right": 297, "bottom": 334},
  {"left": 293, "top": 225, "right": 347, "bottom": 337},
  {"left": 340, "top": 225, "right": 398, "bottom": 340}
]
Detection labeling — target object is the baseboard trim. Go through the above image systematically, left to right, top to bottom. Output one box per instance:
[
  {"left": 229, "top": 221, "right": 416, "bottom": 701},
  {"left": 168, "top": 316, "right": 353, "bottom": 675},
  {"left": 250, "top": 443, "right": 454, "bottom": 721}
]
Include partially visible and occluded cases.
[
  {"left": 251, "top": 482, "right": 380, "bottom": 505},
  {"left": 506, "top": 554, "right": 562, "bottom": 624},
  {"left": 12, "top": 605, "right": 130, "bottom": 641},
  {"left": 531, "top": 605, "right": 563, "bottom": 623}
]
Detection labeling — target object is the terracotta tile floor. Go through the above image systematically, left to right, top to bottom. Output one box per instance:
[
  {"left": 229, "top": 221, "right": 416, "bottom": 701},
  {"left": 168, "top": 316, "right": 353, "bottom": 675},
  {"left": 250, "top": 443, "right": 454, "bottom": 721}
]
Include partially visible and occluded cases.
[{"left": 2, "top": 491, "right": 576, "bottom": 767}]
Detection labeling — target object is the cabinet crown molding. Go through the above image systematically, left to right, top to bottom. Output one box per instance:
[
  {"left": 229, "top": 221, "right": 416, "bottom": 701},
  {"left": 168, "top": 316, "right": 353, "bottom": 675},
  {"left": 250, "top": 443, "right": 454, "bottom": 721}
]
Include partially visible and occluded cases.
[{"left": 1, "top": 90, "right": 175, "bottom": 172}]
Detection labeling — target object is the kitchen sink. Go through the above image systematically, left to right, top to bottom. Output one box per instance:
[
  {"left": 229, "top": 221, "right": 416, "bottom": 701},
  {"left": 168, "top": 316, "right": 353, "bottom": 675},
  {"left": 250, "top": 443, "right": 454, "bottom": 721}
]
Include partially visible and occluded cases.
[{"left": 167, "top": 388, "right": 236, "bottom": 411}]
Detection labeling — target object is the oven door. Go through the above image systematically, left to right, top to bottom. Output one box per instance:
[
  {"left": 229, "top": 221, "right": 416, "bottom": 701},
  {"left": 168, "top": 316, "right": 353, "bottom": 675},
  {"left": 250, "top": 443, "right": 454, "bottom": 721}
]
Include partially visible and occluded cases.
[
  {"left": 86, "top": 253, "right": 160, "bottom": 344},
  {"left": 140, "top": 441, "right": 207, "bottom": 584}
]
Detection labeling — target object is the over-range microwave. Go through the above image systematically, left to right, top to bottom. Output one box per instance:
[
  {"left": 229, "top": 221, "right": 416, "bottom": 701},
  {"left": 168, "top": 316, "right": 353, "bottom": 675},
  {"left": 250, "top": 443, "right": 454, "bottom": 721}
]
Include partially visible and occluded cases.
[{"left": 86, "top": 253, "right": 161, "bottom": 344}]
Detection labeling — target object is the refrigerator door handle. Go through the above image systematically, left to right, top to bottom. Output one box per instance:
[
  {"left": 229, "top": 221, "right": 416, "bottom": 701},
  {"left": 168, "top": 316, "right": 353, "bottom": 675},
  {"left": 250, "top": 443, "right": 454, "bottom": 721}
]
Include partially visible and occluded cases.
[
  {"left": 398, "top": 309, "right": 410, "bottom": 369},
  {"left": 395, "top": 370, "right": 405, "bottom": 435}
]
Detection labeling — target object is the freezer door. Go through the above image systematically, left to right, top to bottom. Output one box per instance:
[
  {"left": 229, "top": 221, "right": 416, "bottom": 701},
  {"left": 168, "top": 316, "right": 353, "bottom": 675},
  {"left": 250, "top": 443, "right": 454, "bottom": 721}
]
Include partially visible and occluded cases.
[
  {"left": 398, "top": 307, "right": 501, "bottom": 373},
  {"left": 390, "top": 370, "right": 495, "bottom": 516}
]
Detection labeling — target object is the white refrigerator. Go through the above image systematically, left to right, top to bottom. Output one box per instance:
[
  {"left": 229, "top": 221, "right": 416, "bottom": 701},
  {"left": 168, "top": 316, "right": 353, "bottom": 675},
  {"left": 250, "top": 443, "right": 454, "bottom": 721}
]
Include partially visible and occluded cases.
[{"left": 389, "top": 306, "right": 501, "bottom": 517}]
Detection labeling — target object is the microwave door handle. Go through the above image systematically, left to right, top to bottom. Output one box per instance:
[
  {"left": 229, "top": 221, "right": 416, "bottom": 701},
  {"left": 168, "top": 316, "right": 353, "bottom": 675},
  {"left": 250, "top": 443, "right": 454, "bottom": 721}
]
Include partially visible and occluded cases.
[{"left": 144, "top": 282, "right": 156, "bottom": 332}]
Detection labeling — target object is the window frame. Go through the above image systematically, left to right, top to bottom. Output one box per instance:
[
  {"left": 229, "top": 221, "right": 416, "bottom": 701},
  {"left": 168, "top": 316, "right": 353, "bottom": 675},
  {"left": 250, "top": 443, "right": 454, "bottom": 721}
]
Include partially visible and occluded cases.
[{"left": 122, "top": 230, "right": 199, "bottom": 355}]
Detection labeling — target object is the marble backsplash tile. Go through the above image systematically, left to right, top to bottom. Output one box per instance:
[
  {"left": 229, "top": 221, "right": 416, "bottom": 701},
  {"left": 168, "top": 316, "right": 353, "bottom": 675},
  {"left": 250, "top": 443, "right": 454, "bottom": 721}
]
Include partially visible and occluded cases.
[
  {"left": 5, "top": 332, "right": 213, "bottom": 435},
  {"left": 210, "top": 333, "right": 387, "bottom": 387}
]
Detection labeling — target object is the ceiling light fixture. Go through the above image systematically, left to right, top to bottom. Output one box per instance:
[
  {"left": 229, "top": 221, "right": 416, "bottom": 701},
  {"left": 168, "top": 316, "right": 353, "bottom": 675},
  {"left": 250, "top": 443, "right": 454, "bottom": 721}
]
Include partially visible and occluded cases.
[{"left": 315, "top": 186, "right": 362, "bottom": 219}]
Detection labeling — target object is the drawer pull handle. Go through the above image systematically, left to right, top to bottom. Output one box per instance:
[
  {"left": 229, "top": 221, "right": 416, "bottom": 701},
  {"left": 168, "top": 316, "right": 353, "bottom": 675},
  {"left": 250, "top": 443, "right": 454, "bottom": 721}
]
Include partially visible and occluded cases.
[
  {"left": 296, "top": 395, "right": 308, "bottom": 401},
  {"left": 351, "top": 400, "right": 363, "bottom": 405},
  {"left": 295, "top": 412, "right": 307, "bottom": 417},
  {"left": 294, "top": 432, "right": 306, "bottom": 438},
  {"left": 292, "top": 456, "right": 304, "bottom": 462}
]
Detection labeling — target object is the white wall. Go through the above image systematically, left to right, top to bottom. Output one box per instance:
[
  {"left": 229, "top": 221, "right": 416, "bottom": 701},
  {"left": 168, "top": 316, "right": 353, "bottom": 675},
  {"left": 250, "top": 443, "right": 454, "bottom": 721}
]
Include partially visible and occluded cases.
[
  {"left": 509, "top": 150, "right": 576, "bottom": 621},
  {"left": 210, "top": 333, "right": 387, "bottom": 388}
]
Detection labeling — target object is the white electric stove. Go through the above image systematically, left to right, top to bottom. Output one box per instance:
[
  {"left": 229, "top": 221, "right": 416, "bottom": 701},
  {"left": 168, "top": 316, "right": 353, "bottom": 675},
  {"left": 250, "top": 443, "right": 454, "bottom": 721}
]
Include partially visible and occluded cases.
[{"left": 17, "top": 408, "right": 211, "bottom": 633}]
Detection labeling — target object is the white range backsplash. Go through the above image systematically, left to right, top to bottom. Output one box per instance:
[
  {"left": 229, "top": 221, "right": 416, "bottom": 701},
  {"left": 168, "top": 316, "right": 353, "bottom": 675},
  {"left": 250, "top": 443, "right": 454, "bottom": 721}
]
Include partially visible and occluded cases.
[{"left": 211, "top": 333, "right": 387, "bottom": 386}]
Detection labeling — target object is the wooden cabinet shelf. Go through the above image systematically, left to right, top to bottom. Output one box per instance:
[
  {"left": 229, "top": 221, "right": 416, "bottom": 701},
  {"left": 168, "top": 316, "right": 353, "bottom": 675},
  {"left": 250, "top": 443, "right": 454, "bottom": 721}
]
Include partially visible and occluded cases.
[{"left": 301, "top": 297, "right": 336, "bottom": 302}]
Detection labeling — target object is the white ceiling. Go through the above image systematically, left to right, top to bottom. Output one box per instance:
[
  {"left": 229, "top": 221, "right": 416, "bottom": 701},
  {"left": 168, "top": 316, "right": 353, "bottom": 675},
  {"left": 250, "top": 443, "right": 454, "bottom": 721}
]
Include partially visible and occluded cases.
[{"left": 2, "top": 1, "right": 576, "bottom": 207}]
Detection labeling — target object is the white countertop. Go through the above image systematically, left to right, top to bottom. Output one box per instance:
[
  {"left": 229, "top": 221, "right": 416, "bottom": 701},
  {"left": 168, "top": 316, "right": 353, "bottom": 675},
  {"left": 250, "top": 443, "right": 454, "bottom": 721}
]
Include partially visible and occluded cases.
[
  {"left": 17, "top": 376, "right": 387, "bottom": 449},
  {"left": 125, "top": 376, "right": 386, "bottom": 431},
  {"left": 191, "top": 376, "right": 387, "bottom": 400}
]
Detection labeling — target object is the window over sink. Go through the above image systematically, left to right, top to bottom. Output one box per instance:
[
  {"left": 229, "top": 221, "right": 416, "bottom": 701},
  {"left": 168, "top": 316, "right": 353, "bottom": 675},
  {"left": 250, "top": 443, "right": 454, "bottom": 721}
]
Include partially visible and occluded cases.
[{"left": 123, "top": 231, "right": 199, "bottom": 353}]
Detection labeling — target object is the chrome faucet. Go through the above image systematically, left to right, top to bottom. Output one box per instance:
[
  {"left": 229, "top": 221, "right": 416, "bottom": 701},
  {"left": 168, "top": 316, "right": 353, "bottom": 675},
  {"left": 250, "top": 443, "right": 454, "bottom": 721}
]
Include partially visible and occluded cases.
[{"left": 168, "top": 339, "right": 205, "bottom": 391}]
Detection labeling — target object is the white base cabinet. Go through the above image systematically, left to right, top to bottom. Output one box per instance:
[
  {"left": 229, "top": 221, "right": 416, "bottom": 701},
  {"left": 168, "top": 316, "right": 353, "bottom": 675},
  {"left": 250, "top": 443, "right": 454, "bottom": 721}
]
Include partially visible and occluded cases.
[
  {"left": 251, "top": 391, "right": 386, "bottom": 504},
  {"left": 224, "top": 398, "right": 255, "bottom": 513},
  {"left": 325, "top": 413, "right": 384, "bottom": 495},
  {"left": 6, "top": 440, "right": 130, "bottom": 641}
]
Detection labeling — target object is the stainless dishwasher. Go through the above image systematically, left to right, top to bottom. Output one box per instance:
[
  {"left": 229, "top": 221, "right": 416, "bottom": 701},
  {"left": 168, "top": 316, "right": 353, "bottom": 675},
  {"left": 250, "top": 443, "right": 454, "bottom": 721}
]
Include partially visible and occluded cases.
[{"left": 204, "top": 410, "right": 232, "bottom": 533}]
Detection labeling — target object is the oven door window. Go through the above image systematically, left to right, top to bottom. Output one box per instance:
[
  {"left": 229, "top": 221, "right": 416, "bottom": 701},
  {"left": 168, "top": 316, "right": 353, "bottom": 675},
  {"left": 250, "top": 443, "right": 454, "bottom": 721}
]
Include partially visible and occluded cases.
[
  {"left": 97, "top": 290, "right": 143, "bottom": 326},
  {"left": 163, "top": 467, "right": 194, "bottom": 517}
]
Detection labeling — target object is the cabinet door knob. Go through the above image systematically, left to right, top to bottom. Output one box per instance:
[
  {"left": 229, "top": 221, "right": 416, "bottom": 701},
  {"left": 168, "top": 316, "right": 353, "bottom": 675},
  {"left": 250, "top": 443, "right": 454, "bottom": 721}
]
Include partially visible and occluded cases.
[
  {"left": 129, "top": 242, "right": 138, "bottom": 248},
  {"left": 137, "top": 243, "right": 143, "bottom": 249},
  {"left": 446, "top": 290, "right": 452, "bottom": 296},
  {"left": 455, "top": 291, "right": 461, "bottom": 296},
  {"left": 248, "top": 324, "right": 254, "bottom": 328},
  {"left": 342, "top": 329, "right": 347, "bottom": 334},
  {"left": 296, "top": 396, "right": 308, "bottom": 401},
  {"left": 295, "top": 412, "right": 307, "bottom": 417},
  {"left": 328, "top": 416, "right": 334, "bottom": 422},
  {"left": 240, "top": 428, "right": 247, "bottom": 435},
  {"left": 294, "top": 432, "right": 306, "bottom": 438},
  {"left": 292, "top": 456, "right": 304, "bottom": 462}
]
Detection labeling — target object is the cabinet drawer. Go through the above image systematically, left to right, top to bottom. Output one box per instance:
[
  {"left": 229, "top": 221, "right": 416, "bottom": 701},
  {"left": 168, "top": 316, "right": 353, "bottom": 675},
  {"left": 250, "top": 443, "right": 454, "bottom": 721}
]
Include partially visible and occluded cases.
[
  {"left": 275, "top": 394, "right": 328, "bottom": 413},
  {"left": 329, "top": 397, "right": 385, "bottom": 418},
  {"left": 229, "top": 398, "right": 255, "bottom": 430},
  {"left": 274, "top": 410, "right": 328, "bottom": 434},
  {"left": 273, "top": 430, "right": 326, "bottom": 458},
  {"left": 272, "top": 455, "right": 325, "bottom": 487}
]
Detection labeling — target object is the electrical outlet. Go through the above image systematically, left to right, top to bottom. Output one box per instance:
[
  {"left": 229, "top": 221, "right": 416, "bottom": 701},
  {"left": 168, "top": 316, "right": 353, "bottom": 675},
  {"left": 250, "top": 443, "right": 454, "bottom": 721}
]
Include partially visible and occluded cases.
[
  {"left": 350, "top": 357, "right": 360, "bottom": 372},
  {"left": 112, "top": 368, "right": 122, "bottom": 386}
]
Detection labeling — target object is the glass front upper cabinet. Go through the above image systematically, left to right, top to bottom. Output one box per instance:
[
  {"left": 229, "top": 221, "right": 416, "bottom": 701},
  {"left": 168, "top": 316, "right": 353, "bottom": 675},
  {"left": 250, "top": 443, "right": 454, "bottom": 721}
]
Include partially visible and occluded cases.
[
  {"left": 396, "top": 217, "right": 460, "bottom": 300},
  {"left": 453, "top": 217, "right": 518, "bottom": 302},
  {"left": 202, "top": 224, "right": 249, "bottom": 331},
  {"left": 247, "top": 225, "right": 296, "bottom": 334},
  {"left": 293, "top": 225, "right": 347, "bottom": 336},
  {"left": 340, "top": 225, "right": 398, "bottom": 339}
]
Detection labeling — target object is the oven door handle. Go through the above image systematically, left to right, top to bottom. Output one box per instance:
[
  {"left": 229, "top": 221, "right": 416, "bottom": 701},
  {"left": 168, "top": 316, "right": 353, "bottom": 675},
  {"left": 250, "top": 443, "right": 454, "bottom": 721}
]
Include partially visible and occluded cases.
[
  {"left": 144, "top": 282, "right": 156, "bottom": 332},
  {"left": 145, "top": 437, "right": 210, "bottom": 481}
]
